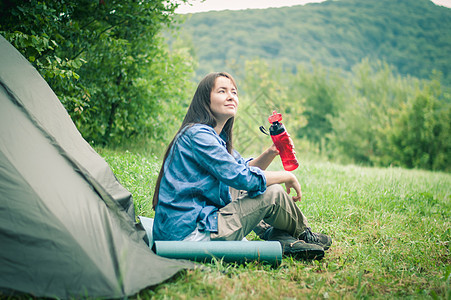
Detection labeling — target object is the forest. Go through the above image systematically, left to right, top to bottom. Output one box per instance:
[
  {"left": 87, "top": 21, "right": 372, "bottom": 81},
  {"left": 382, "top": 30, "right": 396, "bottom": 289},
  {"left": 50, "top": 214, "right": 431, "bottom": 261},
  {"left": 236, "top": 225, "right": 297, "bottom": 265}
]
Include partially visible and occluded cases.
[
  {"left": 0, "top": 0, "right": 450, "bottom": 171},
  {"left": 173, "top": 0, "right": 451, "bottom": 85}
]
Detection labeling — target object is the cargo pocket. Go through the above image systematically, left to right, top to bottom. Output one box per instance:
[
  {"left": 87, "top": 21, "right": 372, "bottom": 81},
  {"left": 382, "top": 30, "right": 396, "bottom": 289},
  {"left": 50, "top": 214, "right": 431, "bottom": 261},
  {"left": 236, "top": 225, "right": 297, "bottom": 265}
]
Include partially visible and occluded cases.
[{"left": 212, "top": 210, "right": 243, "bottom": 241}]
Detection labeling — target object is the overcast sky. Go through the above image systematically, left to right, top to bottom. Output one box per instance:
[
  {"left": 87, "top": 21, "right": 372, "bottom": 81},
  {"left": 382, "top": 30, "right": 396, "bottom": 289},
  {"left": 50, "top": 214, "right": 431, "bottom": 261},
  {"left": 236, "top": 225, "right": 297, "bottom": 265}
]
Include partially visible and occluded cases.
[{"left": 175, "top": 0, "right": 451, "bottom": 14}]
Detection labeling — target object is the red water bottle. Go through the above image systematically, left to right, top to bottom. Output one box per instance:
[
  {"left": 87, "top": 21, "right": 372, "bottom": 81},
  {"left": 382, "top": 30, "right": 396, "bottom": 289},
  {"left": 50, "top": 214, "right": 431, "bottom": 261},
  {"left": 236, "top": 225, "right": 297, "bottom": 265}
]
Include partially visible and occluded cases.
[{"left": 268, "top": 111, "right": 299, "bottom": 171}]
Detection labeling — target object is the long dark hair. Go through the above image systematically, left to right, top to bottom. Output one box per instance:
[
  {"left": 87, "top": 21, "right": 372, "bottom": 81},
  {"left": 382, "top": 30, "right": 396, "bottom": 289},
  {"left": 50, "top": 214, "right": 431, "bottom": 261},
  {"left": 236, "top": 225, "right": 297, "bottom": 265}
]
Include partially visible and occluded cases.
[{"left": 152, "top": 72, "right": 237, "bottom": 208}]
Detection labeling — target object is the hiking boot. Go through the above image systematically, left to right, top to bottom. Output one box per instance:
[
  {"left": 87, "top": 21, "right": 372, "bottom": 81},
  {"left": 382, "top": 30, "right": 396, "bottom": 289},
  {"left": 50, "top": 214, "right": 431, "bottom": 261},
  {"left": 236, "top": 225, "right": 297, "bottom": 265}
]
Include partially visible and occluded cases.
[
  {"left": 263, "top": 227, "right": 324, "bottom": 260},
  {"left": 298, "top": 227, "right": 332, "bottom": 250}
]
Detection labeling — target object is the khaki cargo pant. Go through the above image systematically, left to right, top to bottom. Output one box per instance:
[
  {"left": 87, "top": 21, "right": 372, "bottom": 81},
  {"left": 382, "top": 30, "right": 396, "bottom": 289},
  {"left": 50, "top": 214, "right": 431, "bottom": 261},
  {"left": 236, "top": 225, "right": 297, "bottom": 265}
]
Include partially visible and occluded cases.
[{"left": 210, "top": 184, "right": 309, "bottom": 241}]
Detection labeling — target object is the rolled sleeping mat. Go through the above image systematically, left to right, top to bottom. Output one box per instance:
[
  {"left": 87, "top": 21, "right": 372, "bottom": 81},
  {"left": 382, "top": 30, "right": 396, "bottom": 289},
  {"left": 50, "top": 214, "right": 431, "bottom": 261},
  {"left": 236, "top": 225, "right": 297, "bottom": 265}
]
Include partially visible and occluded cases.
[{"left": 153, "top": 240, "right": 282, "bottom": 265}]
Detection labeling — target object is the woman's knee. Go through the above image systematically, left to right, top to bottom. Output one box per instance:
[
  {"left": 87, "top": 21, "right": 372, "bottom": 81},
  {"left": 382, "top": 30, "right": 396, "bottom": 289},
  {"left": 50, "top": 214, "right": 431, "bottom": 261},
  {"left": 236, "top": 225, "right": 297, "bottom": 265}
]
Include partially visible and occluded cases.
[
  {"left": 262, "top": 184, "right": 287, "bottom": 205},
  {"left": 266, "top": 184, "right": 285, "bottom": 196}
]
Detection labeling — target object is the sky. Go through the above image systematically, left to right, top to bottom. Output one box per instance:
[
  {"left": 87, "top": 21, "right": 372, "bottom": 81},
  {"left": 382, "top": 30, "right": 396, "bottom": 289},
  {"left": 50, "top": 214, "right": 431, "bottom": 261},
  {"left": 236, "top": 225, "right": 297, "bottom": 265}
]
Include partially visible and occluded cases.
[{"left": 175, "top": 0, "right": 451, "bottom": 14}]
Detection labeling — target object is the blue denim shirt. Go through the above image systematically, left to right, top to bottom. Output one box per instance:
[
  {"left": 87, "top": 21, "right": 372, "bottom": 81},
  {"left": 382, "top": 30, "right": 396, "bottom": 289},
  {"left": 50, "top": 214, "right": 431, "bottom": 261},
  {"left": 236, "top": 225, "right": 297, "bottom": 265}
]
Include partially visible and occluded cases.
[{"left": 152, "top": 124, "right": 267, "bottom": 241}]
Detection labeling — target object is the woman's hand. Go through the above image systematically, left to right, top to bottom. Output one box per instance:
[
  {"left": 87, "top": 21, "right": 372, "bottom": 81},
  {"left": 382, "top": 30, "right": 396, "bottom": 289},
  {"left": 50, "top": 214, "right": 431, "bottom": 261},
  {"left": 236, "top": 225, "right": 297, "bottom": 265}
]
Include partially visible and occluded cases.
[
  {"left": 267, "top": 143, "right": 279, "bottom": 156},
  {"left": 263, "top": 170, "right": 302, "bottom": 202},
  {"left": 284, "top": 172, "right": 302, "bottom": 202}
]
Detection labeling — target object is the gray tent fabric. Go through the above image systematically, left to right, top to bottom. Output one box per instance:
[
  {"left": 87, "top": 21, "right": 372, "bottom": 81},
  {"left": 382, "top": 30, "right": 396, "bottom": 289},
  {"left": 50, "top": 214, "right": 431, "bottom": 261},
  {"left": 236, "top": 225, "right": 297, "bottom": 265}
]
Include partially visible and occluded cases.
[{"left": 0, "top": 35, "right": 192, "bottom": 298}]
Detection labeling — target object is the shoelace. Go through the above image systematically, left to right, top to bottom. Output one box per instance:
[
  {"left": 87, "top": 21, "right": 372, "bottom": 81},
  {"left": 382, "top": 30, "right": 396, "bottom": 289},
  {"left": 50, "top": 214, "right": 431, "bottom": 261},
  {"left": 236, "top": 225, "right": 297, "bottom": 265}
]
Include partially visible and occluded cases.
[
  {"left": 303, "top": 227, "right": 320, "bottom": 243},
  {"left": 289, "top": 240, "right": 306, "bottom": 247}
]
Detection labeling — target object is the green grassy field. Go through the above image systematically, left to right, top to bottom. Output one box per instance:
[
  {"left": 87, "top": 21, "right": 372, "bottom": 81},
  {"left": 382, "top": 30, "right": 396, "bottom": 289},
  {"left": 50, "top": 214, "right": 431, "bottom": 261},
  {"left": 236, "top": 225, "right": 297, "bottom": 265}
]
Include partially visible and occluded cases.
[{"left": 100, "top": 149, "right": 450, "bottom": 299}]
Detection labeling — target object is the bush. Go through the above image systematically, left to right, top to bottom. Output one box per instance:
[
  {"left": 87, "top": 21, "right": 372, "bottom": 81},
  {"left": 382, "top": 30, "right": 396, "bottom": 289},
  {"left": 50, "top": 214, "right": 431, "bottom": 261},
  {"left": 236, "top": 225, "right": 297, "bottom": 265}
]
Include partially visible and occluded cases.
[{"left": 0, "top": 0, "right": 194, "bottom": 147}]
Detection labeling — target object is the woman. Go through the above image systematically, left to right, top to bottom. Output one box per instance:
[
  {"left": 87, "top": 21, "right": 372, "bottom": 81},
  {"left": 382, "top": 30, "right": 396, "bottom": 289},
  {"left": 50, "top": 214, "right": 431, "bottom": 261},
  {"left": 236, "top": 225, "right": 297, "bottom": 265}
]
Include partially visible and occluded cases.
[{"left": 152, "top": 72, "right": 331, "bottom": 259}]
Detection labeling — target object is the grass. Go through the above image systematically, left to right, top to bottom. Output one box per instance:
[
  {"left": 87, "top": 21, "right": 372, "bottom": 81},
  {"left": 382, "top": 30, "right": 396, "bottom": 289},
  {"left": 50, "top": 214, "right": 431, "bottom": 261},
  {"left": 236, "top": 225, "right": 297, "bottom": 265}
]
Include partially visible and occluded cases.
[{"left": 98, "top": 148, "right": 451, "bottom": 299}]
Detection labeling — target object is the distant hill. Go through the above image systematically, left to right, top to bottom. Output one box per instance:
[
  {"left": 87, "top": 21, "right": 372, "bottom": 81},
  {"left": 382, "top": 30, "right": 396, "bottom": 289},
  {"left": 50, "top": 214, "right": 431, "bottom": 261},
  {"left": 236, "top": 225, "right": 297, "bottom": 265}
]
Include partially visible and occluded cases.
[{"left": 171, "top": 0, "right": 451, "bottom": 84}]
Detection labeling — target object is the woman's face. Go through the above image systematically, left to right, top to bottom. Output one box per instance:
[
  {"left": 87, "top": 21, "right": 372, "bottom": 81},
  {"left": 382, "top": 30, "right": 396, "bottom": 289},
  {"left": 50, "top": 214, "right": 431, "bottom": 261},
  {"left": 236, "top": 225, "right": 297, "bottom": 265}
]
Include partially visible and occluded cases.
[{"left": 210, "top": 76, "right": 238, "bottom": 124}]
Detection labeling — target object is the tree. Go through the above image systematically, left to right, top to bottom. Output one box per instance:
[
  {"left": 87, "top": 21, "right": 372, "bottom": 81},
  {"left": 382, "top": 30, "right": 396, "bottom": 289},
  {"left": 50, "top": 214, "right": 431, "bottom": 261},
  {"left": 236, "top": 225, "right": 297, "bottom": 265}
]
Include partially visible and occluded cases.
[
  {"left": 0, "top": 0, "right": 194, "bottom": 147},
  {"left": 174, "top": 0, "right": 451, "bottom": 86},
  {"left": 232, "top": 60, "right": 281, "bottom": 154},
  {"left": 328, "top": 60, "right": 451, "bottom": 171},
  {"left": 288, "top": 63, "right": 344, "bottom": 152},
  {"left": 386, "top": 77, "right": 451, "bottom": 171}
]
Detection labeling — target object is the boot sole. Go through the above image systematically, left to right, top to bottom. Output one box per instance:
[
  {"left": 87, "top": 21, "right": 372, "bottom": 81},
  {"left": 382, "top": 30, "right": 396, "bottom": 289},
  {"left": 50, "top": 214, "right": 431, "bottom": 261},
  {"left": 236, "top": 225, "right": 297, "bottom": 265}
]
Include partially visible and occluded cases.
[{"left": 285, "top": 248, "right": 325, "bottom": 260}]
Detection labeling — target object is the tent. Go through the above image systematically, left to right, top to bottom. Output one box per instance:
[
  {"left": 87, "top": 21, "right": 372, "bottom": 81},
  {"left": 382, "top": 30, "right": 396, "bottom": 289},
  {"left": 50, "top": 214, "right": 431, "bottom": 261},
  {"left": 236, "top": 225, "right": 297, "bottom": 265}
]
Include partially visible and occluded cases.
[{"left": 0, "top": 35, "right": 192, "bottom": 298}]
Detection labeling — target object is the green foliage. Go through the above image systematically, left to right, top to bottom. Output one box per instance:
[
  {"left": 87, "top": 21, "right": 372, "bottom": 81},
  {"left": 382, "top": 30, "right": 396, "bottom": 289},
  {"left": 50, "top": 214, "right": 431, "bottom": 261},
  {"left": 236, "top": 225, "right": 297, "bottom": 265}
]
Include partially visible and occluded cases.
[
  {"left": 0, "top": 0, "right": 195, "bottom": 147},
  {"left": 165, "top": 0, "right": 451, "bottom": 172},
  {"left": 173, "top": 0, "right": 451, "bottom": 85},
  {"left": 232, "top": 58, "right": 450, "bottom": 172},
  {"left": 232, "top": 59, "right": 307, "bottom": 155},
  {"left": 327, "top": 59, "right": 451, "bottom": 171},
  {"left": 329, "top": 60, "right": 413, "bottom": 165},
  {"left": 287, "top": 63, "right": 344, "bottom": 151},
  {"left": 385, "top": 77, "right": 451, "bottom": 171},
  {"left": 101, "top": 150, "right": 451, "bottom": 299}
]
